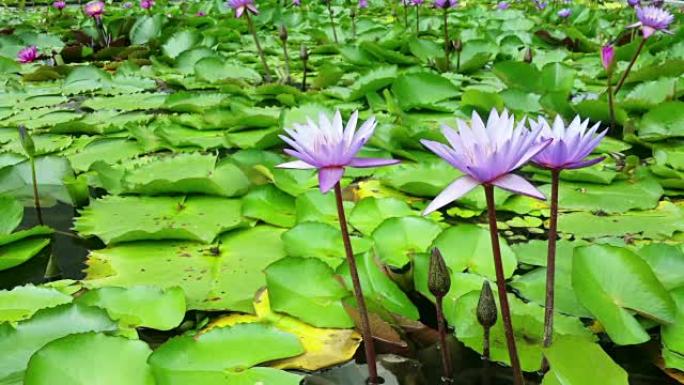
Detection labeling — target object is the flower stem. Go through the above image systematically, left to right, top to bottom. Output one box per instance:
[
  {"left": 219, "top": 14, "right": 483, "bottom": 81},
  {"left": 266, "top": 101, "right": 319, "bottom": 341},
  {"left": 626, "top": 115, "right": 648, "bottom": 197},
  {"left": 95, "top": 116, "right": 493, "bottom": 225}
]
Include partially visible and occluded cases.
[
  {"left": 326, "top": 0, "right": 339, "bottom": 44},
  {"left": 403, "top": 0, "right": 408, "bottom": 27},
  {"left": 415, "top": 7, "right": 420, "bottom": 34},
  {"left": 443, "top": 8, "right": 450, "bottom": 66},
  {"left": 245, "top": 11, "right": 272, "bottom": 82},
  {"left": 614, "top": 38, "right": 646, "bottom": 94},
  {"left": 282, "top": 42, "right": 291, "bottom": 84},
  {"left": 607, "top": 72, "right": 615, "bottom": 132},
  {"left": 30, "top": 158, "right": 43, "bottom": 226},
  {"left": 541, "top": 169, "right": 560, "bottom": 369},
  {"left": 334, "top": 182, "right": 378, "bottom": 385},
  {"left": 484, "top": 185, "right": 524, "bottom": 385},
  {"left": 435, "top": 295, "right": 453, "bottom": 380}
]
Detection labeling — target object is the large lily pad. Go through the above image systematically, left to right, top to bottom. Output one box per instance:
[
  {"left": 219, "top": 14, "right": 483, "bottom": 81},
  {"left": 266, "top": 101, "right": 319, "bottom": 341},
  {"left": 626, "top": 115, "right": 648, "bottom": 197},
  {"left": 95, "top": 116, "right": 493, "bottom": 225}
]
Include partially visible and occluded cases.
[
  {"left": 74, "top": 195, "right": 245, "bottom": 244},
  {"left": 372, "top": 216, "right": 443, "bottom": 268},
  {"left": 84, "top": 226, "right": 287, "bottom": 312},
  {"left": 572, "top": 245, "right": 676, "bottom": 345},
  {"left": 0, "top": 285, "right": 72, "bottom": 323},
  {"left": 148, "top": 323, "right": 304, "bottom": 385},
  {"left": 25, "top": 333, "right": 154, "bottom": 385},
  {"left": 542, "top": 336, "right": 629, "bottom": 385}
]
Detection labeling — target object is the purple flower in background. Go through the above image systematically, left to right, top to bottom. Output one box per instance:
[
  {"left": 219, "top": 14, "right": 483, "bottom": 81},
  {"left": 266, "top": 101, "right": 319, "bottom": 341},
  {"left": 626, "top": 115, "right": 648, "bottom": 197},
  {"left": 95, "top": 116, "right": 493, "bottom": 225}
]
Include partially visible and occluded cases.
[
  {"left": 53, "top": 0, "right": 65, "bottom": 10},
  {"left": 84, "top": 0, "right": 105, "bottom": 18},
  {"left": 140, "top": 0, "right": 154, "bottom": 9},
  {"left": 228, "top": 0, "right": 258, "bottom": 17},
  {"left": 292, "top": 0, "right": 300, "bottom": 5},
  {"left": 359, "top": 0, "right": 368, "bottom": 8},
  {"left": 412, "top": 0, "right": 424, "bottom": 5},
  {"left": 434, "top": 0, "right": 457, "bottom": 9},
  {"left": 534, "top": 0, "right": 547, "bottom": 9},
  {"left": 627, "top": 0, "right": 639, "bottom": 6},
  {"left": 122, "top": 1, "right": 133, "bottom": 7},
  {"left": 497, "top": 1, "right": 509, "bottom": 9},
  {"left": 628, "top": 6, "right": 674, "bottom": 38},
  {"left": 557, "top": 8, "right": 571, "bottom": 17},
  {"left": 196, "top": 10, "right": 206, "bottom": 15},
  {"left": 601, "top": 44, "right": 615, "bottom": 71},
  {"left": 17, "top": 46, "right": 38, "bottom": 63},
  {"left": 420, "top": 109, "right": 550, "bottom": 215},
  {"left": 277, "top": 110, "right": 400, "bottom": 193},
  {"left": 531, "top": 115, "right": 606, "bottom": 170}
]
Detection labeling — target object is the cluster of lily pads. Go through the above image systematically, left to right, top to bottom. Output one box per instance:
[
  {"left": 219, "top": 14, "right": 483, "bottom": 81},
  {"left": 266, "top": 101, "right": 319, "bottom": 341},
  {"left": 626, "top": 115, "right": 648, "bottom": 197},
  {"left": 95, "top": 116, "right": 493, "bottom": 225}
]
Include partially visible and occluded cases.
[{"left": 0, "top": 0, "right": 683, "bottom": 384}]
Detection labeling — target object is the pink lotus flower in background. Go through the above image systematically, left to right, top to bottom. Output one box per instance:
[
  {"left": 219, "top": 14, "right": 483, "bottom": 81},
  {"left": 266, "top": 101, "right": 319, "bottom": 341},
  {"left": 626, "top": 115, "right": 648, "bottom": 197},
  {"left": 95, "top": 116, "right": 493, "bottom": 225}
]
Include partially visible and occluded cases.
[
  {"left": 53, "top": 0, "right": 66, "bottom": 10},
  {"left": 84, "top": 0, "right": 105, "bottom": 18},
  {"left": 140, "top": 0, "right": 154, "bottom": 9},
  {"left": 228, "top": 0, "right": 258, "bottom": 17},
  {"left": 293, "top": 0, "right": 300, "bottom": 5},
  {"left": 359, "top": 0, "right": 368, "bottom": 8},
  {"left": 412, "top": 0, "right": 424, "bottom": 5},
  {"left": 434, "top": 0, "right": 457, "bottom": 8},
  {"left": 497, "top": 1, "right": 509, "bottom": 9},
  {"left": 628, "top": 6, "right": 674, "bottom": 38},
  {"left": 557, "top": 8, "right": 571, "bottom": 17},
  {"left": 196, "top": 10, "right": 206, "bottom": 15},
  {"left": 601, "top": 44, "right": 615, "bottom": 71},
  {"left": 17, "top": 46, "right": 38, "bottom": 63},
  {"left": 420, "top": 109, "right": 550, "bottom": 215},
  {"left": 277, "top": 110, "right": 400, "bottom": 193},
  {"left": 531, "top": 115, "right": 606, "bottom": 170}
]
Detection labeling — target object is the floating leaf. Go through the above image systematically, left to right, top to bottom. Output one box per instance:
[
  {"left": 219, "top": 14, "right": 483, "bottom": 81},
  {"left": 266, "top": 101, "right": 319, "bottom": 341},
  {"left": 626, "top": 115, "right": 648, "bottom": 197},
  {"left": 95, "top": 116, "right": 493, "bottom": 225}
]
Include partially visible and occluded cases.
[
  {"left": 372, "top": 216, "right": 442, "bottom": 268},
  {"left": 0, "top": 285, "right": 72, "bottom": 323},
  {"left": 542, "top": 336, "right": 629, "bottom": 385}
]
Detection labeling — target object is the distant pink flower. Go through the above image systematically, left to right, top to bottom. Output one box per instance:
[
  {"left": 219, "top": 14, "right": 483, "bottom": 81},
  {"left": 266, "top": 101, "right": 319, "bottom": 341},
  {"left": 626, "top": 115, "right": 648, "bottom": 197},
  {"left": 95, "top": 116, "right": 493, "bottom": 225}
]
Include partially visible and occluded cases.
[
  {"left": 53, "top": 0, "right": 66, "bottom": 10},
  {"left": 84, "top": 0, "right": 105, "bottom": 18},
  {"left": 140, "top": 0, "right": 154, "bottom": 9},
  {"left": 228, "top": 0, "right": 258, "bottom": 17},
  {"left": 292, "top": 0, "right": 300, "bottom": 5},
  {"left": 359, "top": 0, "right": 368, "bottom": 8},
  {"left": 412, "top": 0, "right": 423, "bottom": 5},
  {"left": 434, "top": 0, "right": 457, "bottom": 8},
  {"left": 627, "top": 0, "right": 639, "bottom": 7},
  {"left": 122, "top": 1, "right": 133, "bottom": 8},
  {"left": 497, "top": 1, "right": 509, "bottom": 9},
  {"left": 628, "top": 6, "right": 674, "bottom": 38},
  {"left": 557, "top": 8, "right": 571, "bottom": 18},
  {"left": 196, "top": 10, "right": 206, "bottom": 15},
  {"left": 601, "top": 44, "right": 615, "bottom": 71},
  {"left": 17, "top": 46, "right": 38, "bottom": 63},
  {"left": 277, "top": 110, "right": 400, "bottom": 193}
]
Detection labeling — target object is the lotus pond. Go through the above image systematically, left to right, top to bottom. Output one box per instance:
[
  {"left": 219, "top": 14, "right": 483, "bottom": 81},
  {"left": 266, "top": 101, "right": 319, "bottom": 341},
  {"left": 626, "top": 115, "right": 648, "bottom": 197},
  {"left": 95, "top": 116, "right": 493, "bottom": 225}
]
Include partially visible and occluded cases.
[{"left": 0, "top": 0, "right": 683, "bottom": 384}]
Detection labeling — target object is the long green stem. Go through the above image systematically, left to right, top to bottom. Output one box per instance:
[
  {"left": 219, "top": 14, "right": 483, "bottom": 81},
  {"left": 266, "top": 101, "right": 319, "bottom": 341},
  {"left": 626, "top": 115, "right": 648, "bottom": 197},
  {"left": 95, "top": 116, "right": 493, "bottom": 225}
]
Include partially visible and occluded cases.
[
  {"left": 326, "top": 0, "right": 339, "bottom": 43},
  {"left": 403, "top": 0, "right": 408, "bottom": 27},
  {"left": 415, "top": 6, "right": 419, "bottom": 34},
  {"left": 443, "top": 8, "right": 449, "bottom": 64},
  {"left": 245, "top": 12, "right": 272, "bottom": 82},
  {"left": 614, "top": 38, "right": 646, "bottom": 94},
  {"left": 282, "top": 43, "right": 291, "bottom": 84},
  {"left": 607, "top": 72, "right": 615, "bottom": 132},
  {"left": 30, "top": 158, "right": 43, "bottom": 226},
  {"left": 541, "top": 169, "right": 560, "bottom": 369},
  {"left": 334, "top": 183, "right": 378, "bottom": 384},
  {"left": 484, "top": 185, "right": 524, "bottom": 385},
  {"left": 435, "top": 296, "right": 453, "bottom": 380}
]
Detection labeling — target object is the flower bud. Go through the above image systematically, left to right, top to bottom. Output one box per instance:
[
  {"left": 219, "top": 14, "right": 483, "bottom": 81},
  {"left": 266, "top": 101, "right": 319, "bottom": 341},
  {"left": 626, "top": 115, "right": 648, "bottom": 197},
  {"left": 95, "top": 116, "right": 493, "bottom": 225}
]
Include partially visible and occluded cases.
[
  {"left": 279, "top": 25, "right": 288, "bottom": 42},
  {"left": 451, "top": 39, "right": 462, "bottom": 53},
  {"left": 299, "top": 44, "right": 308, "bottom": 61},
  {"left": 600, "top": 44, "right": 614, "bottom": 72},
  {"left": 523, "top": 47, "right": 533, "bottom": 63},
  {"left": 18, "top": 125, "right": 35, "bottom": 158},
  {"left": 428, "top": 248, "right": 451, "bottom": 298},
  {"left": 476, "top": 281, "right": 497, "bottom": 329}
]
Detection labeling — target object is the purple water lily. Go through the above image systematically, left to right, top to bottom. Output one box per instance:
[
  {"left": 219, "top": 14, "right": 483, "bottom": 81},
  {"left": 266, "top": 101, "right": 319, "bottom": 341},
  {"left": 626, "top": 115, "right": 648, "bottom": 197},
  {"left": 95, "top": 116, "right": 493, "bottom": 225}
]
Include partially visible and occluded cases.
[
  {"left": 53, "top": 0, "right": 65, "bottom": 9},
  {"left": 84, "top": 0, "right": 105, "bottom": 18},
  {"left": 140, "top": 0, "right": 154, "bottom": 9},
  {"left": 228, "top": 0, "right": 258, "bottom": 17},
  {"left": 293, "top": 0, "right": 301, "bottom": 5},
  {"left": 359, "top": 0, "right": 368, "bottom": 8},
  {"left": 412, "top": 0, "right": 424, "bottom": 5},
  {"left": 434, "top": 0, "right": 457, "bottom": 8},
  {"left": 534, "top": 0, "right": 547, "bottom": 10},
  {"left": 627, "top": 0, "right": 639, "bottom": 6},
  {"left": 497, "top": 1, "right": 509, "bottom": 9},
  {"left": 122, "top": 2, "right": 133, "bottom": 8},
  {"left": 628, "top": 5, "right": 674, "bottom": 38},
  {"left": 557, "top": 8, "right": 571, "bottom": 17},
  {"left": 601, "top": 44, "right": 615, "bottom": 71},
  {"left": 17, "top": 46, "right": 38, "bottom": 64},
  {"left": 420, "top": 109, "right": 549, "bottom": 215},
  {"left": 277, "top": 110, "right": 400, "bottom": 192},
  {"left": 532, "top": 115, "right": 606, "bottom": 170}
]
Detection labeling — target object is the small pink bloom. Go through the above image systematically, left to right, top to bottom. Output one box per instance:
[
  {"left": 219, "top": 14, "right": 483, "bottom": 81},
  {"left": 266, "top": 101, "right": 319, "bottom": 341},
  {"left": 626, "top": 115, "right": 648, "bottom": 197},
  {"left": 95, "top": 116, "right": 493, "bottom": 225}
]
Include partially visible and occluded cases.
[
  {"left": 53, "top": 0, "right": 66, "bottom": 10},
  {"left": 84, "top": 0, "right": 105, "bottom": 18},
  {"left": 140, "top": 0, "right": 154, "bottom": 9},
  {"left": 227, "top": 0, "right": 258, "bottom": 17},
  {"left": 359, "top": 0, "right": 368, "bottom": 7},
  {"left": 600, "top": 44, "right": 615, "bottom": 71},
  {"left": 17, "top": 46, "right": 38, "bottom": 64}
]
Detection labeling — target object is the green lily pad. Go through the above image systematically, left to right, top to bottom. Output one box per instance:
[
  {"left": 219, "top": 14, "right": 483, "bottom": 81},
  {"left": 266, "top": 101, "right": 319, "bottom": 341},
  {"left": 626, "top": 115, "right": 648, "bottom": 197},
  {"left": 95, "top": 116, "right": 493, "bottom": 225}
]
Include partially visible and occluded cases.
[
  {"left": 391, "top": 71, "right": 460, "bottom": 111},
  {"left": 242, "top": 184, "right": 296, "bottom": 227},
  {"left": 295, "top": 189, "right": 354, "bottom": 227},
  {"left": 0, "top": 195, "right": 22, "bottom": 235},
  {"left": 74, "top": 195, "right": 245, "bottom": 244},
  {"left": 349, "top": 197, "right": 414, "bottom": 236},
  {"left": 372, "top": 216, "right": 442, "bottom": 268},
  {"left": 282, "top": 222, "right": 372, "bottom": 269},
  {"left": 431, "top": 224, "right": 517, "bottom": 281},
  {"left": 84, "top": 226, "right": 287, "bottom": 313},
  {"left": 636, "top": 244, "right": 684, "bottom": 291},
  {"left": 572, "top": 245, "right": 676, "bottom": 345},
  {"left": 265, "top": 256, "right": 353, "bottom": 328},
  {"left": 0, "top": 285, "right": 72, "bottom": 323},
  {"left": 76, "top": 286, "right": 186, "bottom": 330},
  {"left": 662, "top": 287, "right": 684, "bottom": 364},
  {"left": 0, "top": 303, "right": 117, "bottom": 382},
  {"left": 149, "top": 323, "right": 303, "bottom": 385},
  {"left": 25, "top": 333, "right": 154, "bottom": 385},
  {"left": 542, "top": 336, "right": 628, "bottom": 385}
]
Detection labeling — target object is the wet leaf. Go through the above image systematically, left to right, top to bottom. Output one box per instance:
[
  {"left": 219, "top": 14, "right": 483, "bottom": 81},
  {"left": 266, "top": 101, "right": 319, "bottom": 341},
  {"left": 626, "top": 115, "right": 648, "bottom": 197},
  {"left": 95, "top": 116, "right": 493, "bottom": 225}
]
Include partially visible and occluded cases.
[
  {"left": 372, "top": 216, "right": 442, "bottom": 268},
  {"left": 0, "top": 285, "right": 72, "bottom": 323},
  {"left": 542, "top": 336, "right": 628, "bottom": 385}
]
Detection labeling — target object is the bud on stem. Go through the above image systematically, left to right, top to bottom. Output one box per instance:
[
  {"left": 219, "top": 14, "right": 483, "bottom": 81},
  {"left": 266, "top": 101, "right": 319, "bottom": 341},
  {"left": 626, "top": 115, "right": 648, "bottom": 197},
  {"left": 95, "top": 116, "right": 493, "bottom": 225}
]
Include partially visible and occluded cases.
[{"left": 429, "top": 248, "right": 451, "bottom": 298}]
